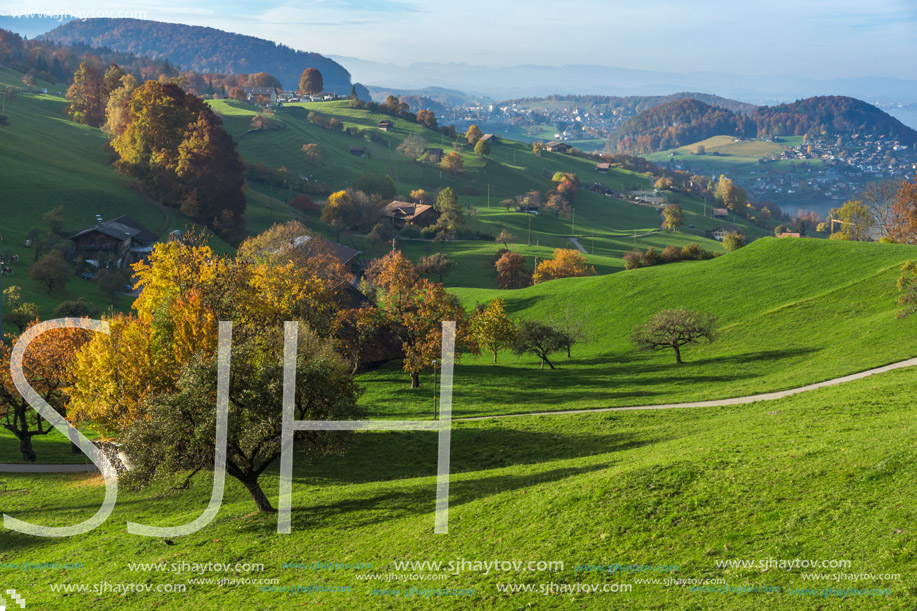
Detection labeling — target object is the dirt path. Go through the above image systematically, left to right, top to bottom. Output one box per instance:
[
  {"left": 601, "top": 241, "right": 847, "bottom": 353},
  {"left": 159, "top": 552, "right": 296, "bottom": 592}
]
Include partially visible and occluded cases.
[{"left": 457, "top": 357, "right": 917, "bottom": 421}]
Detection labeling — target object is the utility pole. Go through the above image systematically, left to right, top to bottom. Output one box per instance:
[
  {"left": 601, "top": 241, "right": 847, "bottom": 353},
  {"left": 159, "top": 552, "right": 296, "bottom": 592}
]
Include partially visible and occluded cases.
[
  {"left": 487, "top": 184, "right": 490, "bottom": 209},
  {"left": 571, "top": 208, "right": 575, "bottom": 236},
  {"left": 528, "top": 215, "right": 532, "bottom": 246},
  {"left": 633, "top": 227, "right": 637, "bottom": 250}
]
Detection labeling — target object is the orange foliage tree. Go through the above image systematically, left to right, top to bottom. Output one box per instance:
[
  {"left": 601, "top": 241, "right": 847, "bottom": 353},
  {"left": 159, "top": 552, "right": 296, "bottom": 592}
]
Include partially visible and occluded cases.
[
  {"left": 889, "top": 176, "right": 917, "bottom": 244},
  {"left": 533, "top": 249, "right": 596, "bottom": 284},
  {"left": 365, "top": 251, "right": 472, "bottom": 388},
  {"left": 0, "top": 324, "right": 92, "bottom": 460}
]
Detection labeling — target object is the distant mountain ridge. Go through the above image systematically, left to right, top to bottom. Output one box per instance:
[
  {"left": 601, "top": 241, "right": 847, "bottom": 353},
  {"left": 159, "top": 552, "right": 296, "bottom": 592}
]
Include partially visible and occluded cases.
[
  {"left": 42, "top": 18, "right": 356, "bottom": 94},
  {"left": 500, "top": 92, "right": 758, "bottom": 117},
  {"left": 609, "top": 95, "right": 917, "bottom": 154}
]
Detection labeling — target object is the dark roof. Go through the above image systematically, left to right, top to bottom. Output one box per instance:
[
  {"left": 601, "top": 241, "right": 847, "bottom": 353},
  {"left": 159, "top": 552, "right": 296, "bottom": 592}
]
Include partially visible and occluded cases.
[
  {"left": 242, "top": 87, "right": 277, "bottom": 95},
  {"left": 380, "top": 201, "right": 436, "bottom": 221},
  {"left": 70, "top": 216, "right": 157, "bottom": 245},
  {"left": 288, "top": 235, "right": 361, "bottom": 266}
]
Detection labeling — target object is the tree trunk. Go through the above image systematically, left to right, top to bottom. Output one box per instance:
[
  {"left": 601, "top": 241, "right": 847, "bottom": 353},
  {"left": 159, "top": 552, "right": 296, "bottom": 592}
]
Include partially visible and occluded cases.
[
  {"left": 566, "top": 344, "right": 572, "bottom": 358},
  {"left": 674, "top": 345, "right": 682, "bottom": 364},
  {"left": 493, "top": 351, "right": 497, "bottom": 364},
  {"left": 541, "top": 355, "right": 556, "bottom": 370},
  {"left": 410, "top": 371, "right": 420, "bottom": 389},
  {"left": 20, "top": 435, "right": 36, "bottom": 462},
  {"left": 242, "top": 477, "right": 275, "bottom": 513}
]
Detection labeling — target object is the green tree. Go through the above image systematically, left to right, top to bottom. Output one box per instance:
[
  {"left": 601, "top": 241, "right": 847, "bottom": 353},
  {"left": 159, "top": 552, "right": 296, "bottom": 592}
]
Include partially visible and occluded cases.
[
  {"left": 299, "top": 68, "right": 324, "bottom": 94},
  {"left": 397, "top": 133, "right": 428, "bottom": 161},
  {"left": 474, "top": 139, "right": 490, "bottom": 156},
  {"left": 434, "top": 187, "right": 463, "bottom": 230},
  {"left": 828, "top": 199, "right": 875, "bottom": 241},
  {"left": 662, "top": 203, "right": 684, "bottom": 231},
  {"left": 43, "top": 205, "right": 65, "bottom": 235},
  {"left": 723, "top": 233, "right": 745, "bottom": 252},
  {"left": 419, "top": 252, "right": 455, "bottom": 283},
  {"left": 29, "top": 253, "right": 68, "bottom": 294},
  {"left": 2, "top": 286, "right": 40, "bottom": 332},
  {"left": 470, "top": 299, "right": 516, "bottom": 363},
  {"left": 631, "top": 308, "right": 717, "bottom": 364},
  {"left": 512, "top": 320, "right": 565, "bottom": 370},
  {"left": 122, "top": 323, "right": 362, "bottom": 513}
]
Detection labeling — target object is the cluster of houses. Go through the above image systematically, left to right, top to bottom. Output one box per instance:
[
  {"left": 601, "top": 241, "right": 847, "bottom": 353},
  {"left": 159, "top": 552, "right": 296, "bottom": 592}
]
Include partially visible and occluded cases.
[{"left": 238, "top": 87, "right": 340, "bottom": 107}]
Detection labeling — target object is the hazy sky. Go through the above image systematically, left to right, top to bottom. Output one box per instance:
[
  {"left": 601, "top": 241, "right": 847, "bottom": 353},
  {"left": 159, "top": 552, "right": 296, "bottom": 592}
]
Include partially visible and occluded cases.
[{"left": 6, "top": 0, "right": 917, "bottom": 78}]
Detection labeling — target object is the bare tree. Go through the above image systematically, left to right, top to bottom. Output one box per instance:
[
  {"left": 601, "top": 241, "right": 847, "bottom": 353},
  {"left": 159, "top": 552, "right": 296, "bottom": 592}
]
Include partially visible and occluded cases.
[
  {"left": 861, "top": 179, "right": 903, "bottom": 238},
  {"left": 631, "top": 308, "right": 717, "bottom": 364}
]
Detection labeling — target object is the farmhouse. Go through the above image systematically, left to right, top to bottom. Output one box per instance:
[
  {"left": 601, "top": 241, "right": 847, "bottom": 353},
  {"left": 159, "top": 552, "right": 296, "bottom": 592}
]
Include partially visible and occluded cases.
[
  {"left": 241, "top": 87, "right": 278, "bottom": 106},
  {"left": 377, "top": 120, "right": 394, "bottom": 132},
  {"left": 480, "top": 134, "right": 498, "bottom": 144},
  {"left": 545, "top": 141, "right": 571, "bottom": 154},
  {"left": 350, "top": 146, "right": 366, "bottom": 157},
  {"left": 422, "top": 147, "right": 444, "bottom": 163},
  {"left": 595, "top": 162, "right": 610, "bottom": 174},
  {"left": 515, "top": 192, "right": 541, "bottom": 211},
  {"left": 380, "top": 201, "right": 439, "bottom": 229},
  {"left": 712, "top": 208, "right": 729, "bottom": 219},
  {"left": 70, "top": 216, "right": 158, "bottom": 269},
  {"left": 712, "top": 226, "right": 746, "bottom": 241},
  {"left": 776, "top": 232, "right": 802, "bottom": 238},
  {"left": 282, "top": 235, "right": 362, "bottom": 271}
]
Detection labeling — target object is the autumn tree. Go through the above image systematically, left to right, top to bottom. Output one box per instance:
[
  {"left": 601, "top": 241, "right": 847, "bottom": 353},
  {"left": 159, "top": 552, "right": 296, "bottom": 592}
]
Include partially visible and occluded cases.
[
  {"left": 66, "top": 62, "right": 105, "bottom": 126},
  {"left": 299, "top": 68, "right": 324, "bottom": 94},
  {"left": 103, "top": 72, "right": 138, "bottom": 137},
  {"left": 111, "top": 81, "right": 246, "bottom": 240},
  {"left": 416, "top": 109, "right": 438, "bottom": 129},
  {"left": 465, "top": 124, "right": 483, "bottom": 145},
  {"left": 474, "top": 139, "right": 490, "bottom": 156},
  {"left": 532, "top": 141, "right": 544, "bottom": 156},
  {"left": 302, "top": 143, "right": 322, "bottom": 167},
  {"left": 441, "top": 151, "right": 464, "bottom": 175},
  {"left": 655, "top": 176, "right": 674, "bottom": 190},
  {"left": 889, "top": 177, "right": 917, "bottom": 244},
  {"left": 410, "top": 189, "right": 429, "bottom": 204},
  {"left": 828, "top": 199, "right": 874, "bottom": 241},
  {"left": 662, "top": 203, "right": 684, "bottom": 231},
  {"left": 533, "top": 249, "right": 595, "bottom": 284},
  {"left": 365, "top": 251, "right": 470, "bottom": 388},
  {"left": 495, "top": 252, "right": 530, "bottom": 289},
  {"left": 29, "top": 253, "right": 68, "bottom": 294},
  {"left": 469, "top": 299, "right": 516, "bottom": 363},
  {"left": 631, "top": 308, "right": 717, "bottom": 364},
  {"left": 512, "top": 320, "right": 566, "bottom": 370},
  {"left": 0, "top": 324, "right": 91, "bottom": 461}
]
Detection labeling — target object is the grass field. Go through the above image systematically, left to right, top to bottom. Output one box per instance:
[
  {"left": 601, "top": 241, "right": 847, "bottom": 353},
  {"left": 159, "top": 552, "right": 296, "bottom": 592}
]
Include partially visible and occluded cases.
[
  {"left": 1, "top": 208, "right": 916, "bottom": 610},
  {"left": 1, "top": 355, "right": 916, "bottom": 609}
]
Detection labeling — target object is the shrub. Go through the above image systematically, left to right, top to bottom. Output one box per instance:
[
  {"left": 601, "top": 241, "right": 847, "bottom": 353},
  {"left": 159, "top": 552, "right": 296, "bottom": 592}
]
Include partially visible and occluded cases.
[{"left": 289, "top": 194, "right": 319, "bottom": 215}]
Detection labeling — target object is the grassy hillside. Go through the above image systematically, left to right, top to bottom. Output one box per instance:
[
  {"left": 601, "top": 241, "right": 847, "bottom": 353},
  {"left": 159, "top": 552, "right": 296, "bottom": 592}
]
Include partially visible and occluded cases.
[
  {"left": 0, "top": 70, "right": 233, "bottom": 316},
  {"left": 208, "top": 99, "right": 776, "bottom": 287},
  {"left": 359, "top": 238, "right": 917, "bottom": 419},
  {"left": 1, "top": 361, "right": 916, "bottom": 609}
]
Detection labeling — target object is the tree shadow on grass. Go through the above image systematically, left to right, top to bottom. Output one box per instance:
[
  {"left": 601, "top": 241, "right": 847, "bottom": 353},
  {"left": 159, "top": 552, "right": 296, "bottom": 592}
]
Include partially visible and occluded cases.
[
  {"left": 290, "top": 427, "right": 659, "bottom": 485},
  {"left": 280, "top": 462, "right": 615, "bottom": 534}
]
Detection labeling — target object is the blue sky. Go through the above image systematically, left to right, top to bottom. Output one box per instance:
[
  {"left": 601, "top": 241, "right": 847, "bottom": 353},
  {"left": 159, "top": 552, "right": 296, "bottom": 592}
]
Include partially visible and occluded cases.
[{"left": 5, "top": 0, "right": 917, "bottom": 78}]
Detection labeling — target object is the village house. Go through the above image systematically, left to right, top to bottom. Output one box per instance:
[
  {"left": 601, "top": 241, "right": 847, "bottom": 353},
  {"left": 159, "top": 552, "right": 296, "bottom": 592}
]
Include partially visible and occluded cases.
[
  {"left": 241, "top": 87, "right": 278, "bottom": 106},
  {"left": 377, "top": 120, "right": 395, "bottom": 132},
  {"left": 480, "top": 134, "right": 498, "bottom": 145},
  {"left": 545, "top": 141, "right": 571, "bottom": 154},
  {"left": 350, "top": 146, "right": 367, "bottom": 157},
  {"left": 422, "top": 147, "right": 444, "bottom": 163},
  {"left": 595, "top": 162, "right": 610, "bottom": 174},
  {"left": 380, "top": 201, "right": 439, "bottom": 229},
  {"left": 712, "top": 208, "right": 729, "bottom": 219},
  {"left": 69, "top": 215, "right": 158, "bottom": 269},
  {"left": 712, "top": 226, "right": 746, "bottom": 241}
]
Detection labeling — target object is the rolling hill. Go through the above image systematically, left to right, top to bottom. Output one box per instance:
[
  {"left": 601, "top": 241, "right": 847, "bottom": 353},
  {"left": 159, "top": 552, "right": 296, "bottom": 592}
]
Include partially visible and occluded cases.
[
  {"left": 41, "top": 18, "right": 360, "bottom": 95},
  {"left": 611, "top": 95, "right": 917, "bottom": 154}
]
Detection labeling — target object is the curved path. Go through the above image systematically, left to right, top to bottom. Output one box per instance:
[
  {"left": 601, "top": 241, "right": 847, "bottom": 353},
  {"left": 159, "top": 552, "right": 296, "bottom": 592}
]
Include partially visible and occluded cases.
[
  {"left": 457, "top": 357, "right": 917, "bottom": 421},
  {"left": 4, "top": 358, "right": 917, "bottom": 472}
]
